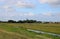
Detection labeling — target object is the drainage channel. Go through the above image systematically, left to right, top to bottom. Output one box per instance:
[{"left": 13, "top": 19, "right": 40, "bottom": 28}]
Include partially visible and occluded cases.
[{"left": 27, "top": 29, "right": 60, "bottom": 37}]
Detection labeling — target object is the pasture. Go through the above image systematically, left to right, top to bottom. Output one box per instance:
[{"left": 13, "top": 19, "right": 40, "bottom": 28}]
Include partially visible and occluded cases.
[{"left": 0, "top": 23, "right": 60, "bottom": 39}]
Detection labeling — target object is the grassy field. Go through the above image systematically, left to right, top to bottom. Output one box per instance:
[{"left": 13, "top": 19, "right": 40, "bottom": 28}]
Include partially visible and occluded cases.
[{"left": 0, "top": 23, "right": 60, "bottom": 39}]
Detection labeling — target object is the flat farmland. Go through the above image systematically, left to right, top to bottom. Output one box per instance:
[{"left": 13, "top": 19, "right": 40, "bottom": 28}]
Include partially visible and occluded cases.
[
  {"left": 0, "top": 23, "right": 60, "bottom": 39},
  {"left": 2, "top": 23, "right": 59, "bottom": 34}
]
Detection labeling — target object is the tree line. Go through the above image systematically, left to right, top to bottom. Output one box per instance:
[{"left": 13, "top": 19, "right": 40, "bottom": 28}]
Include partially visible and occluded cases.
[{"left": 0, "top": 19, "right": 60, "bottom": 24}]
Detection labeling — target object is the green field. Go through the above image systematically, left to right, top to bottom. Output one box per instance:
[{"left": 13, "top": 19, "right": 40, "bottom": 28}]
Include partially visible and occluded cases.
[{"left": 0, "top": 23, "right": 60, "bottom": 39}]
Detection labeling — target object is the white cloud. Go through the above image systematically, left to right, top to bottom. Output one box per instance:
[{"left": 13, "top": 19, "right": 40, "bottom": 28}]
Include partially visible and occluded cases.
[
  {"left": 0, "top": 0, "right": 35, "bottom": 8},
  {"left": 0, "top": 0, "right": 5, "bottom": 2},
  {"left": 0, "top": 0, "right": 35, "bottom": 14},
  {"left": 15, "top": 0, "right": 34, "bottom": 8},
  {"left": 38, "top": 0, "right": 60, "bottom": 7},
  {"left": 38, "top": 0, "right": 47, "bottom": 4},
  {"left": 1, "top": 5, "right": 15, "bottom": 12},
  {"left": 0, "top": 12, "right": 35, "bottom": 18},
  {"left": 23, "top": 12, "right": 34, "bottom": 16},
  {"left": 41, "top": 12, "right": 60, "bottom": 17},
  {"left": 42, "top": 12, "right": 52, "bottom": 16},
  {"left": 54, "top": 12, "right": 60, "bottom": 16}
]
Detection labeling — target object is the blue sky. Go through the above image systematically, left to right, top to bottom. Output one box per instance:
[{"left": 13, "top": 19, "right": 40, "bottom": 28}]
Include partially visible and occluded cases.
[{"left": 0, "top": 0, "right": 60, "bottom": 22}]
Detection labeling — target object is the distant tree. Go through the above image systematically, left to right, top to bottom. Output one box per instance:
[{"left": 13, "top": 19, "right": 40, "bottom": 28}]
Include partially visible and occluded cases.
[
  {"left": 17, "top": 19, "right": 37, "bottom": 23},
  {"left": 25, "top": 19, "right": 37, "bottom": 23},
  {"left": 8, "top": 20, "right": 16, "bottom": 23},
  {"left": 17, "top": 20, "right": 24, "bottom": 23},
  {"left": 0, "top": 21, "right": 2, "bottom": 23},
  {"left": 0, "top": 21, "right": 7, "bottom": 23},
  {"left": 37, "top": 21, "right": 42, "bottom": 23},
  {"left": 43, "top": 22, "right": 49, "bottom": 24},
  {"left": 54, "top": 22, "right": 60, "bottom": 24}
]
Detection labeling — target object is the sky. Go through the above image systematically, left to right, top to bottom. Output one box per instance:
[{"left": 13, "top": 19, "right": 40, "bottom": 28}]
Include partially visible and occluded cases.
[{"left": 0, "top": 0, "right": 60, "bottom": 22}]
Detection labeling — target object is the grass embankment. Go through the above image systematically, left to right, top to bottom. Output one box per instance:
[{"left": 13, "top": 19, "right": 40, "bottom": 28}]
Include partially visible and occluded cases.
[{"left": 0, "top": 23, "right": 60, "bottom": 39}]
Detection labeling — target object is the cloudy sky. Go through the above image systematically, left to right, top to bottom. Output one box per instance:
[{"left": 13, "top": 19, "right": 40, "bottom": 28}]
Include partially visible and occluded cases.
[{"left": 0, "top": 0, "right": 60, "bottom": 22}]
